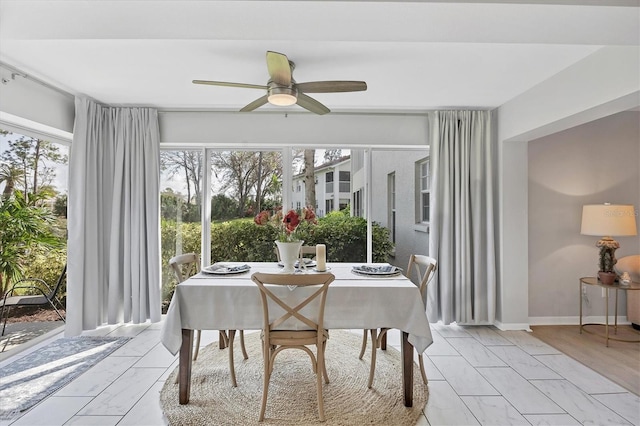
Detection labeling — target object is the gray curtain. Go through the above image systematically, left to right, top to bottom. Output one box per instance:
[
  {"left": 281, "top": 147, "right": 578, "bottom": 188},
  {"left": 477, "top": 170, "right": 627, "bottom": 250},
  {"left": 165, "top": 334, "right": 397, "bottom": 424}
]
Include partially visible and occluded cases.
[
  {"left": 66, "top": 97, "right": 161, "bottom": 336},
  {"left": 427, "top": 110, "right": 497, "bottom": 325}
]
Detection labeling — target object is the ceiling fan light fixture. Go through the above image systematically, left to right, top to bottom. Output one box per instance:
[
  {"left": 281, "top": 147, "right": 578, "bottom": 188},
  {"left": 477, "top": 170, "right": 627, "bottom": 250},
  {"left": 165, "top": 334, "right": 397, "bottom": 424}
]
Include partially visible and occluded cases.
[{"left": 268, "top": 87, "right": 297, "bottom": 106}]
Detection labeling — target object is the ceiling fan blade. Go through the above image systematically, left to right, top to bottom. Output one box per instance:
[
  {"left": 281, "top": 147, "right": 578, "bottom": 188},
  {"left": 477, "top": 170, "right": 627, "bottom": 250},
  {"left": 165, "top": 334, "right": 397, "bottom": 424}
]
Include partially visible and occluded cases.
[
  {"left": 266, "top": 51, "right": 292, "bottom": 86},
  {"left": 193, "top": 80, "right": 268, "bottom": 90},
  {"left": 296, "top": 81, "right": 367, "bottom": 93},
  {"left": 296, "top": 93, "right": 330, "bottom": 115},
  {"left": 240, "top": 95, "right": 269, "bottom": 112}
]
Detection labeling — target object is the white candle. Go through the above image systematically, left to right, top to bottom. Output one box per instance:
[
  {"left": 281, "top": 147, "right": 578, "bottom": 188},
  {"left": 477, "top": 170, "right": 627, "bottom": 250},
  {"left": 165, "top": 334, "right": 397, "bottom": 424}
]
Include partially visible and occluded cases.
[{"left": 316, "top": 244, "right": 326, "bottom": 271}]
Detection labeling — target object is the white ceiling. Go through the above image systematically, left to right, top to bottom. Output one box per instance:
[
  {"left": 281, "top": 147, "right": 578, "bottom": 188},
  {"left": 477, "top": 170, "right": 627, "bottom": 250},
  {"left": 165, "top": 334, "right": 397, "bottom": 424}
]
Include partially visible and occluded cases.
[{"left": 0, "top": 1, "right": 638, "bottom": 114}]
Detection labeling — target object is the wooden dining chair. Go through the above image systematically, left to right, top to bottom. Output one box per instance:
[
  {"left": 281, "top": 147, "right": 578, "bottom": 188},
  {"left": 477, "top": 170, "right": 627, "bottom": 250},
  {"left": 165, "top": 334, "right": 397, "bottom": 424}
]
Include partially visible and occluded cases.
[
  {"left": 169, "top": 253, "right": 248, "bottom": 386},
  {"left": 359, "top": 254, "right": 437, "bottom": 388},
  {"left": 251, "top": 272, "right": 335, "bottom": 422}
]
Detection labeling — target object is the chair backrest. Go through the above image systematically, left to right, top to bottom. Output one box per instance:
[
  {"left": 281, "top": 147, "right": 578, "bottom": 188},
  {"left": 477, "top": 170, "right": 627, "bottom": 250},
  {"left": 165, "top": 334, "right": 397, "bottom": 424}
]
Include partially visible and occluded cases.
[
  {"left": 273, "top": 245, "right": 317, "bottom": 262},
  {"left": 169, "top": 253, "right": 201, "bottom": 283},
  {"left": 406, "top": 254, "right": 437, "bottom": 304},
  {"left": 47, "top": 263, "right": 67, "bottom": 300},
  {"left": 251, "top": 272, "right": 335, "bottom": 333}
]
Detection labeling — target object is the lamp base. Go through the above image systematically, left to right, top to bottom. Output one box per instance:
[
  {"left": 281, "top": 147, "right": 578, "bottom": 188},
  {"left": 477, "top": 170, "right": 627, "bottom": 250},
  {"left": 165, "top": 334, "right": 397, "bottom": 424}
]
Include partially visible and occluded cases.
[{"left": 597, "top": 271, "right": 617, "bottom": 285}]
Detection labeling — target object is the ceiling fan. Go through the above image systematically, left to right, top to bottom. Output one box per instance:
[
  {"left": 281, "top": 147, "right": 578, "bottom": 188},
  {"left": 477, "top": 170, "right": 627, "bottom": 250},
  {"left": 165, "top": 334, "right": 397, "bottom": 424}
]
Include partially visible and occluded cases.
[{"left": 193, "top": 51, "right": 367, "bottom": 115}]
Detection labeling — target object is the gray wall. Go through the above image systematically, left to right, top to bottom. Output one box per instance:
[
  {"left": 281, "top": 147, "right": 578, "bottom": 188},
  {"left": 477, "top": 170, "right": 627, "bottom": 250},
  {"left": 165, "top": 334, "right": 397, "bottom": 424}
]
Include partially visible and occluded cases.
[
  {"left": 528, "top": 111, "right": 640, "bottom": 323},
  {"left": 370, "top": 149, "right": 429, "bottom": 271}
]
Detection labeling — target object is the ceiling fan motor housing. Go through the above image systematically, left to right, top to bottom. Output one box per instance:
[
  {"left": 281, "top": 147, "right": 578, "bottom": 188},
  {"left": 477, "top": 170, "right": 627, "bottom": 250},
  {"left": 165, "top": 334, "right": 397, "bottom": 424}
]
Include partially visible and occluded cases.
[{"left": 267, "top": 81, "right": 298, "bottom": 106}]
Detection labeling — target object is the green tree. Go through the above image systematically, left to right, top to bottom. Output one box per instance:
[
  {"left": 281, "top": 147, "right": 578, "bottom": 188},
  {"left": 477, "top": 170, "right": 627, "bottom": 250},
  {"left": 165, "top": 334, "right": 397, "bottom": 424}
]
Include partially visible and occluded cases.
[
  {"left": 0, "top": 133, "right": 67, "bottom": 200},
  {"left": 303, "top": 149, "right": 316, "bottom": 208},
  {"left": 161, "top": 151, "right": 203, "bottom": 207},
  {"left": 212, "top": 151, "right": 282, "bottom": 217},
  {"left": 0, "top": 164, "right": 24, "bottom": 200},
  {"left": 0, "top": 191, "right": 64, "bottom": 294},
  {"left": 53, "top": 194, "right": 68, "bottom": 217}
]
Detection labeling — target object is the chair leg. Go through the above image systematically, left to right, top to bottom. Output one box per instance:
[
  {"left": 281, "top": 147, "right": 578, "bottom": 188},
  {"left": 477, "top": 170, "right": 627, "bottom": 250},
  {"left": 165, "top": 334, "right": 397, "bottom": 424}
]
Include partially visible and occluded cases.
[
  {"left": 47, "top": 300, "right": 66, "bottom": 323},
  {"left": 0, "top": 305, "right": 10, "bottom": 336},
  {"left": 367, "top": 328, "right": 377, "bottom": 389},
  {"left": 358, "top": 329, "right": 368, "bottom": 359},
  {"left": 193, "top": 330, "right": 202, "bottom": 361},
  {"left": 219, "top": 330, "right": 228, "bottom": 349},
  {"left": 228, "top": 330, "right": 238, "bottom": 387},
  {"left": 240, "top": 330, "right": 248, "bottom": 360},
  {"left": 321, "top": 339, "right": 330, "bottom": 384},
  {"left": 259, "top": 340, "right": 270, "bottom": 422},
  {"left": 316, "top": 346, "right": 326, "bottom": 422},
  {"left": 418, "top": 354, "right": 428, "bottom": 385}
]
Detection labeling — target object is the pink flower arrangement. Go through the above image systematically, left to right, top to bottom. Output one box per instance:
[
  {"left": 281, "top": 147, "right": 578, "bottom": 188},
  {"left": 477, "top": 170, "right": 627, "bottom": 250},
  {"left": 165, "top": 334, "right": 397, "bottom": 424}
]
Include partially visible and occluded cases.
[{"left": 254, "top": 206, "right": 317, "bottom": 242}]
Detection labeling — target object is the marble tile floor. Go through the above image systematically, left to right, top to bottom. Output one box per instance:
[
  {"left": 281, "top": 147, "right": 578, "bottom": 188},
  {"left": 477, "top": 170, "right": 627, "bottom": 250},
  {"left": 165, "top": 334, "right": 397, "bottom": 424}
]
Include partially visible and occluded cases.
[{"left": 1, "top": 320, "right": 637, "bottom": 426}]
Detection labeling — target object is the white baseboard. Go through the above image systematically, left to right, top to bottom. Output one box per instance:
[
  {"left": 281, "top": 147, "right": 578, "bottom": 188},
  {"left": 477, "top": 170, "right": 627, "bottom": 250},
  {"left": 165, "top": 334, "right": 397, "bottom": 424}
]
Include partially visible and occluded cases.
[
  {"left": 529, "top": 316, "right": 631, "bottom": 326},
  {"left": 494, "top": 321, "right": 532, "bottom": 331}
]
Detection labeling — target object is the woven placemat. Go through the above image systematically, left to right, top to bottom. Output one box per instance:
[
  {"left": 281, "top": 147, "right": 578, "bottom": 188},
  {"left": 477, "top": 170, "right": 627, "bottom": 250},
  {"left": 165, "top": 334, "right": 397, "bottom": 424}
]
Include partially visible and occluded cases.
[{"left": 160, "top": 330, "right": 428, "bottom": 425}]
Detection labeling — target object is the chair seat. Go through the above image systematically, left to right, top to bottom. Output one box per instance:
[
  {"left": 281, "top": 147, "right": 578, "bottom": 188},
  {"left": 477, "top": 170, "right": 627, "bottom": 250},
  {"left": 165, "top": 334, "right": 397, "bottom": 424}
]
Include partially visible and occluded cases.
[
  {"left": 3, "top": 295, "right": 51, "bottom": 306},
  {"left": 266, "top": 329, "right": 328, "bottom": 346}
]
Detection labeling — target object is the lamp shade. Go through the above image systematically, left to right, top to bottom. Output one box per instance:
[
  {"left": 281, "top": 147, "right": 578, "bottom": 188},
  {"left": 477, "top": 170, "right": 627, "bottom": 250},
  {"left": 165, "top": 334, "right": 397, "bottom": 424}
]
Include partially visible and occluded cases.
[{"left": 581, "top": 204, "right": 638, "bottom": 237}]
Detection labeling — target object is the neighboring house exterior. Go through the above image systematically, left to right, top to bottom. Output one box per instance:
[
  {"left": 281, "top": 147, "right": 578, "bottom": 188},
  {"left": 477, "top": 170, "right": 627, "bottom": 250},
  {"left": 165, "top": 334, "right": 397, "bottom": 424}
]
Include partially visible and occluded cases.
[
  {"left": 293, "top": 149, "right": 430, "bottom": 270},
  {"left": 363, "top": 149, "right": 430, "bottom": 270},
  {"left": 291, "top": 156, "right": 351, "bottom": 217}
]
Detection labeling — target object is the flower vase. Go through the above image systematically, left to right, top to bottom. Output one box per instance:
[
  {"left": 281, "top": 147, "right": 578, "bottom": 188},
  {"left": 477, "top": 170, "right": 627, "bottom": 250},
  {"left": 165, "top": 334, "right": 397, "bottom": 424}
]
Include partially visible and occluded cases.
[{"left": 276, "top": 240, "right": 303, "bottom": 273}]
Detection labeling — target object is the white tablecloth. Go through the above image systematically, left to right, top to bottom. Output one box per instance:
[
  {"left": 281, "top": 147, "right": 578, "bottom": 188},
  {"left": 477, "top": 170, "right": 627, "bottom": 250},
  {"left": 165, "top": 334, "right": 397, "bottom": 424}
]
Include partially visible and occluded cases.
[{"left": 161, "top": 262, "right": 433, "bottom": 355}]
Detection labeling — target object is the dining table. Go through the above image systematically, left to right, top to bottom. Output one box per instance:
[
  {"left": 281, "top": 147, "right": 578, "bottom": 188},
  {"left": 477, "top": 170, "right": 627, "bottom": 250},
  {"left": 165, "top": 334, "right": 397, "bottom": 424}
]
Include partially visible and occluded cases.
[{"left": 160, "top": 261, "right": 433, "bottom": 407}]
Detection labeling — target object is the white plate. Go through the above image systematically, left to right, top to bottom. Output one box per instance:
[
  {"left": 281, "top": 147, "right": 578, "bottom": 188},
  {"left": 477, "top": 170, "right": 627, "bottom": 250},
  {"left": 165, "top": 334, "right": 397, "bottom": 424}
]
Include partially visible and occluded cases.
[
  {"left": 277, "top": 258, "right": 316, "bottom": 268},
  {"left": 202, "top": 263, "right": 251, "bottom": 275},
  {"left": 351, "top": 265, "right": 402, "bottom": 276}
]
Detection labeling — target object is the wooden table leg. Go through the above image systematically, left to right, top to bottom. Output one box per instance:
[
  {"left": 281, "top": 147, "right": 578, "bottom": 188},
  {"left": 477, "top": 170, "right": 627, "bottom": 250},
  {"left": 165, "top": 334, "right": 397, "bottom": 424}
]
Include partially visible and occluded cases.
[
  {"left": 179, "top": 329, "right": 193, "bottom": 404},
  {"left": 380, "top": 331, "right": 387, "bottom": 350},
  {"left": 401, "top": 331, "right": 413, "bottom": 407}
]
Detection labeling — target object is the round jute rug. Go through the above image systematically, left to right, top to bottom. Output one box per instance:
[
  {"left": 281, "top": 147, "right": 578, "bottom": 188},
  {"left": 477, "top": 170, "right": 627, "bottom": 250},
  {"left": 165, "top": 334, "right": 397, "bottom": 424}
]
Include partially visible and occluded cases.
[{"left": 160, "top": 330, "right": 428, "bottom": 425}]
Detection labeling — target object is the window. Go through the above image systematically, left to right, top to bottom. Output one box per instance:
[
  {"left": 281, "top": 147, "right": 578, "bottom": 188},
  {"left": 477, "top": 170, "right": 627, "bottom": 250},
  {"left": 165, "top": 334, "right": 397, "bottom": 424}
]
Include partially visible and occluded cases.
[
  {"left": 0, "top": 128, "right": 69, "bottom": 296},
  {"left": 160, "top": 149, "right": 203, "bottom": 294},
  {"left": 418, "top": 158, "right": 430, "bottom": 223},
  {"left": 325, "top": 171, "right": 334, "bottom": 193},
  {"left": 339, "top": 171, "right": 350, "bottom": 192},
  {"left": 388, "top": 172, "right": 396, "bottom": 243},
  {"left": 353, "top": 189, "right": 362, "bottom": 217},
  {"left": 339, "top": 198, "right": 349, "bottom": 211},
  {"left": 325, "top": 199, "right": 334, "bottom": 213}
]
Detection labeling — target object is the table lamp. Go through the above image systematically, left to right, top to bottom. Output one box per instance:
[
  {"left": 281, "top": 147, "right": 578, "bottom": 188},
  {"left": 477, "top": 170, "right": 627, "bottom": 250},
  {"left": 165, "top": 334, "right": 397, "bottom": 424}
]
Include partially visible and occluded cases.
[{"left": 581, "top": 203, "right": 638, "bottom": 284}]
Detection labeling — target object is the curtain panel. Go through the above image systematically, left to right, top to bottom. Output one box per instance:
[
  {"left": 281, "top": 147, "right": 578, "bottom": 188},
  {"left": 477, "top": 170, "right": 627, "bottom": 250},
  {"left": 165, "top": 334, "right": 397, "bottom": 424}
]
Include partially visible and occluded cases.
[
  {"left": 66, "top": 97, "right": 161, "bottom": 336},
  {"left": 427, "top": 110, "right": 497, "bottom": 325}
]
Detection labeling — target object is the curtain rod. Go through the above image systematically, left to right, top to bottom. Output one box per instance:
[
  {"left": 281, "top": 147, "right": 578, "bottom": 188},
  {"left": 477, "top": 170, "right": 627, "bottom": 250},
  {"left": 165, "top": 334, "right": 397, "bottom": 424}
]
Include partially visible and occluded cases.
[{"left": 0, "top": 61, "right": 74, "bottom": 100}]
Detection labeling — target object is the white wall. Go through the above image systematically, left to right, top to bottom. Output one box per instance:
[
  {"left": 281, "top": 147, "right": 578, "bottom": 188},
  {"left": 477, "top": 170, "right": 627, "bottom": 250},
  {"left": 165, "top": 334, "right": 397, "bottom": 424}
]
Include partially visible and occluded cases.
[
  {"left": 497, "top": 46, "right": 640, "bottom": 329},
  {"left": 158, "top": 111, "right": 429, "bottom": 147},
  {"left": 528, "top": 111, "right": 640, "bottom": 323}
]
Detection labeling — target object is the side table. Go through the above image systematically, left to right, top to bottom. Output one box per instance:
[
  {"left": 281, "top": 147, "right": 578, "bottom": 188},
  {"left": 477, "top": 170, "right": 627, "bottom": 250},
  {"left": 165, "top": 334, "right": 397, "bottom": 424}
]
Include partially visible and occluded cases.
[{"left": 579, "top": 277, "right": 640, "bottom": 346}]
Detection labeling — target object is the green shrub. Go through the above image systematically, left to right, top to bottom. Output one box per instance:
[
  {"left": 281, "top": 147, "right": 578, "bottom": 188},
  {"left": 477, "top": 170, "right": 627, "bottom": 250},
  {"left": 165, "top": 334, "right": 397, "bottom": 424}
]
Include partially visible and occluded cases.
[{"left": 16, "top": 247, "right": 67, "bottom": 301}]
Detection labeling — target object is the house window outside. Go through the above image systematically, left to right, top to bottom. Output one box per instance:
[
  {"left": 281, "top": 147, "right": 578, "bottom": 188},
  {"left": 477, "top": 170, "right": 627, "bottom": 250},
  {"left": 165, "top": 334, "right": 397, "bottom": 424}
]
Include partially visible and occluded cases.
[
  {"left": 419, "top": 158, "right": 430, "bottom": 223},
  {"left": 325, "top": 171, "right": 334, "bottom": 193},
  {"left": 339, "top": 171, "right": 350, "bottom": 192},
  {"left": 388, "top": 172, "right": 396, "bottom": 243},
  {"left": 353, "top": 189, "right": 362, "bottom": 217},
  {"left": 326, "top": 198, "right": 334, "bottom": 213}
]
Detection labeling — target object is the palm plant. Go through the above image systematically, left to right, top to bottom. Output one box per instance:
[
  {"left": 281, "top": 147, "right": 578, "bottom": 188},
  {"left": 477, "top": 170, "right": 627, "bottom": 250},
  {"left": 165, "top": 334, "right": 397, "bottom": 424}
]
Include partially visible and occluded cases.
[
  {"left": 0, "top": 164, "right": 24, "bottom": 201},
  {"left": 0, "top": 191, "right": 63, "bottom": 295}
]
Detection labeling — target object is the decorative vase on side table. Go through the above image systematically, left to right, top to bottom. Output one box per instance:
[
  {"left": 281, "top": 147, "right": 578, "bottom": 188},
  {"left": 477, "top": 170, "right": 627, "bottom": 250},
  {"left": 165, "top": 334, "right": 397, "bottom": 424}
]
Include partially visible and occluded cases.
[{"left": 276, "top": 240, "right": 303, "bottom": 273}]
